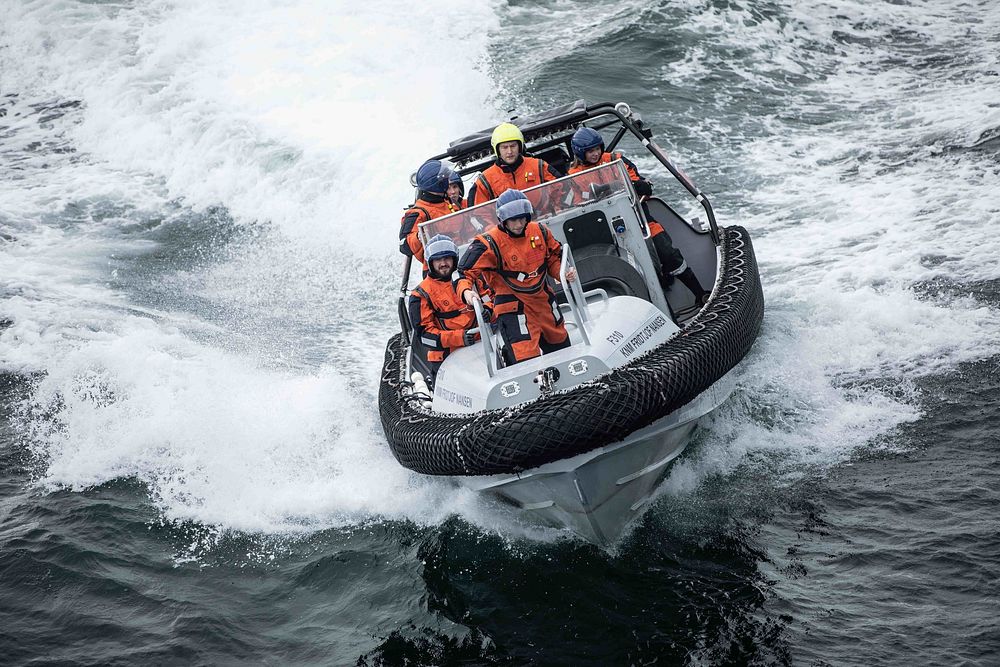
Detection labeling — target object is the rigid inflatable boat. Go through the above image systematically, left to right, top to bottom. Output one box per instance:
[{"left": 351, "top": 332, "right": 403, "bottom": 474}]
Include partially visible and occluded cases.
[{"left": 379, "top": 101, "right": 764, "bottom": 544}]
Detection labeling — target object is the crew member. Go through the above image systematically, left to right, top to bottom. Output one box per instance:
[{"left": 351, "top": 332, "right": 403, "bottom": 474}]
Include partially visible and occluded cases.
[
  {"left": 466, "top": 123, "right": 564, "bottom": 207},
  {"left": 569, "top": 127, "right": 709, "bottom": 305},
  {"left": 400, "top": 160, "right": 459, "bottom": 265},
  {"left": 447, "top": 171, "right": 466, "bottom": 211},
  {"left": 458, "top": 190, "right": 573, "bottom": 365},
  {"left": 408, "top": 234, "right": 479, "bottom": 384}
]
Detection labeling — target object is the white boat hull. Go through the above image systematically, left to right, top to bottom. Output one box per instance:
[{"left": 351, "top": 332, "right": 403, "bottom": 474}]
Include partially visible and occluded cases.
[{"left": 457, "top": 370, "right": 737, "bottom": 545}]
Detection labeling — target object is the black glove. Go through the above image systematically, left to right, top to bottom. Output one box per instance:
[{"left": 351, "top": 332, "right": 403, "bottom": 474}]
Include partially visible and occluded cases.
[
  {"left": 633, "top": 178, "right": 653, "bottom": 198},
  {"left": 480, "top": 304, "right": 494, "bottom": 322},
  {"left": 462, "top": 329, "right": 480, "bottom": 346}
]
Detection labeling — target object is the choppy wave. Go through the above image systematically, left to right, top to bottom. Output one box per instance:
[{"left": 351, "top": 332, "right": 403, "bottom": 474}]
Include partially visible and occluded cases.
[
  {"left": 0, "top": 0, "right": 511, "bottom": 535},
  {"left": 2, "top": 0, "right": 999, "bottom": 543},
  {"left": 3, "top": 2, "right": 1000, "bottom": 665}
]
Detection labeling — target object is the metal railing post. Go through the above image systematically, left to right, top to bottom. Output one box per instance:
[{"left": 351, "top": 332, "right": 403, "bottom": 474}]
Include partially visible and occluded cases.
[
  {"left": 559, "top": 244, "right": 592, "bottom": 346},
  {"left": 398, "top": 255, "right": 414, "bottom": 344},
  {"left": 471, "top": 294, "right": 498, "bottom": 378}
]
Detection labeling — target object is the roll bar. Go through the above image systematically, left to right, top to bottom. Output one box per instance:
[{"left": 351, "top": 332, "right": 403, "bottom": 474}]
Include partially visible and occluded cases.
[{"left": 426, "top": 100, "right": 721, "bottom": 245}]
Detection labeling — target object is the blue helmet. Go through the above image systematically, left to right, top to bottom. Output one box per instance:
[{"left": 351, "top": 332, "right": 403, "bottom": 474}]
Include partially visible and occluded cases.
[
  {"left": 571, "top": 127, "right": 605, "bottom": 162},
  {"left": 415, "top": 160, "right": 452, "bottom": 195},
  {"left": 496, "top": 189, "right": 533, "bottom": 225},
  {"left": 425, "top": 234, "right": 458, "bottom": 263}
]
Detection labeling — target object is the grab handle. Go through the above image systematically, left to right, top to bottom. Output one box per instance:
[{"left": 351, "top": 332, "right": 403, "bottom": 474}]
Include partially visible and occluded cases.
[
  {"left": 559, "top": 244, "right": 591, "bottom": 346},
  {"left": 471, "top": 293, "right": 499, "bottom": 378}
]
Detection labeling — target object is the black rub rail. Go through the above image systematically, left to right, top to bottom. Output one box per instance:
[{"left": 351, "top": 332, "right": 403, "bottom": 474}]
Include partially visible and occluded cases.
[{"left": 378, "top": 225, "right": 763, "bottom": 476}]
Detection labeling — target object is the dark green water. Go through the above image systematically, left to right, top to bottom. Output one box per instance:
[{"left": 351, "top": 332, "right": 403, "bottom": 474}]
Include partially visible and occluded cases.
[{"left": 2, "top": 1, "right": 999, "bottom": 664}]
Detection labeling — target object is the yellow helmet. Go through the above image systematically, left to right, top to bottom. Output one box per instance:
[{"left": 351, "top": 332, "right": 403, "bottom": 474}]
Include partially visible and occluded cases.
[{"left": 491, "top": 122, "right": 524, "bottom": 156}]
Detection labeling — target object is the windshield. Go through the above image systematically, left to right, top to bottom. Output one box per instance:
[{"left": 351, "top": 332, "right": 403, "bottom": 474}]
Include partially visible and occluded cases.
[{"left": 419, "top": 160, "right": 633, "bottom": 249}]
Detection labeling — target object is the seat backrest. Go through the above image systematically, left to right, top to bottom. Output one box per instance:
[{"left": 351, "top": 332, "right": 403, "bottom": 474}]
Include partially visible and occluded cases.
[{"left": 563, "top": 210, "right": 615, "bottom": 250}]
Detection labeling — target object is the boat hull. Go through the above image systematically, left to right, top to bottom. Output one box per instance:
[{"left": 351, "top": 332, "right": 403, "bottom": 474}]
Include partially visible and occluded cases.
[
  {"left": 380, "top": 226, "right": 763, "bottom": 478},
  {"left": 457, "top": 370, "right": 737, "bottom": 545}
]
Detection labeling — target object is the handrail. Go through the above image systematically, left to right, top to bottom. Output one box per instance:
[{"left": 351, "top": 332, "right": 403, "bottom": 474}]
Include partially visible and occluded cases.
[
  {"left": 591, "top": 102, "right": 721, "bottom": 245},
  {"left": 559, "top": 244, "right": 591, "bottom": 346},
  {"left": 397, "top": 254, "right": 414, "bottom": 344},
  {"left": 399, "top": 254, "right": 413, "bottom": 294},
  {"left": 559, "top": 287, "right": 609, "bottom": 313},
  {"left": 583, "top": 287, "right": 610, "bottom": 309},
  {"left": 471, "top": 293, "right": 499, "bottom": 378}
]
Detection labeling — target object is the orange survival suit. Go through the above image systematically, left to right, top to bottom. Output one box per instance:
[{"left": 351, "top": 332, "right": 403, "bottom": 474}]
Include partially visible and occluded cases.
[
  {"left": 569, "top": 152, "right": 698, "bottom": 291},
  {"left": 467, "top": 155, "right": 564, "bottom": 207},
  {"left": 399, "top": 193, "right": 463, "bottom": 265},
  {"left": 457, "top": 221, "right": 569, "bottom": 365},
  {"left": 408, "top": 274, "right": 477, "bottom": 382}
]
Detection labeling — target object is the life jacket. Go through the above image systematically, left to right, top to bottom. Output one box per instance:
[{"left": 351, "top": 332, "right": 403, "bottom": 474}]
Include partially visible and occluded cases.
[
  {"left": 566, "top": 151, "right": 653, "bottom": 207},
  {"left": 567, "top": 151, "right": 641, "bottom": 181},
  {"left": 471, "top": 157, "right": 554, "bottom": 206},
  {"left": 400, "top": 196, "right": 456, "bottom": 264},
  {"left": 458, "top": 222, "right": 562, "bottom": 316},
  {"left": 409, "top": 276, "right": 476, "bottom": 354}
]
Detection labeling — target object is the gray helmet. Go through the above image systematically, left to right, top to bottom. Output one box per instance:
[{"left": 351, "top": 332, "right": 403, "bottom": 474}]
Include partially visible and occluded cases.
[
  {"left": 495, "top": 189, "right": 533, "bottom": 224},
  {"left": 425, "top": 234, "right": 458, "bottom": 263}
]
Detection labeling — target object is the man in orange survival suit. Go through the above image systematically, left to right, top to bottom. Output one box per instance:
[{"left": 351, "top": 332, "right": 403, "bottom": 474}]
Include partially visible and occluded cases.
[
  {"left": 466, "top": 123, "right": 564, "bottom": 207},
  {"left": 569, "top": 127, "right": 709, "bottom": 305},
  {"left": 400, "top": 160, "right": 463, "bottom": 266},
  {"left": 458, "top": 189, "right": 576, "bottom": 366},
  {"left": 408, "top": 234, "right": 479, "bottom": 385}
]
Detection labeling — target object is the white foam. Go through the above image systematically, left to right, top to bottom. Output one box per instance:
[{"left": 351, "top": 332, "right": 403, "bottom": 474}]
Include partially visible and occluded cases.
[
  {"left": 0, "top": 0, "right": 510, "bottom": 536},
  {"left": 1, "top": 0, "right": 500, "bottom": 252},
  {"left": 3, "top": 0, "right": 1000, "bottom": 543},
  {"left": 657, "top": 0, "right": 1000, "bottom": 483}
]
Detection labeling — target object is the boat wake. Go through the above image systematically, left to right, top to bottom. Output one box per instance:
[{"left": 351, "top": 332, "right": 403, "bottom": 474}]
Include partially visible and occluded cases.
[{"left": 2, "top": 0, "right": 999, "bottom": 546}]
